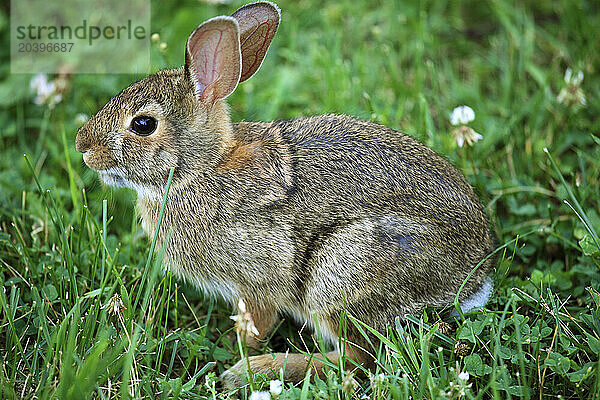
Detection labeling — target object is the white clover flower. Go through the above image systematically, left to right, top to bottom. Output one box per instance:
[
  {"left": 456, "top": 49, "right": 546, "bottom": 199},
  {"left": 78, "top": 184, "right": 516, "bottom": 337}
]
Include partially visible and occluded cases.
[
  {"left": 151, "top": 33, "right": 160, "bottom": 43},
  {"left": 558, "top": 67, "right": 586, "bottom": 106},
  {"left": 564, "top": 68, "right": 584, "bottom": 86},
  {"left": 564, "top": 68, "right": 573, "bottom": 83},
  {"left": 30, "top": 73, "right": 63, "bottom": 109},
  {"left": 30, "top": 74, "right": 49, "bottom": 92},
  {"left": 31, "top": 74, "right": 56, "bottom": 103},
  {"left": 52, "top": 94, "right": 63, "bottom": 106},
  {"left": 449, "top": 105, "right": 482, "bottom": 147},
  {"left": 450, "top": 105, "right": 475, "bottom": 126},
  {"left": 75, "top": 113, "right": 89, "bottom": 125},
  {"left": 452, "top": 126, "right": 483, "bottom": 148},
  {"left": 104, "top": 293, "right": 125, "bottom": 317},
  {"left": 230, "top": 298, "right": 260, "bottom": 337},
  {"left": 238, "top": 298, "right": 247, "bottom": 313},
  {"left": 342, "top": 371, "right": 357, "bottom": 395},
  {"left": 458, "top": 371, "right": 470, "bottom": 381},
  {"left": 370, "top": 373, "right": 387, "bottom": 388},
  {"left": 269, "top": 379, "right": 283, "bottom": 397},
  {"left": 249, "top": 391, "right": 271, "bottom": 400}
]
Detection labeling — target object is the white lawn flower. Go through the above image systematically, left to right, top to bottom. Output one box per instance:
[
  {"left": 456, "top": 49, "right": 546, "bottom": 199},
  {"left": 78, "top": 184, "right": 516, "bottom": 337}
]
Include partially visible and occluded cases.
[
  {"left": 151, "top": 33, "right": 160, "bottom": 43},
  {"left": 557, "top": 68, "right": 586, "bottom": 106},
  {"left": 564, "top": 68, "right": 583, "bottom": 86},
  {"left": 30, "top": 73, "right": 63, "bottom": 109},
  {"left": 30, "top": 74, "right": 50, "bottom": 92},
  {"left": 31, "top": 74, "right": 55, "bottom": 103},
  {"left": 449, "top": 105, "right": 482, "bottom": 148},
  {"left": 450, "top": 105, "right": 475, "bottom": 126},
  {"left": 75, "top": 113, "right": 89, "bottom": 125},
  {"left": 452, "top": 126, "right": 483, "bottom": 148},
  {"left": 104, "top": 293, "right": 125, "bottom": 317},
  {"left": 230, "top": 298, "right": 260, "bottom": 337},
  {"left": 238, "top": 298, "right": 247, "bottom": 313},
  {"left": 342, "top": 371, "right": 357, "bottom": 395},
  {"left": 450, "top": 371, "right": 473, "bottom": 397},
  {"left": 370, "top": 373, "right": 387, "bottom": 388},
  {"left": 269, "top": 379, "right": 283, "bottom": 397},
  {"left": 249, "top": 391, "right": 271, "bottom": 400}
]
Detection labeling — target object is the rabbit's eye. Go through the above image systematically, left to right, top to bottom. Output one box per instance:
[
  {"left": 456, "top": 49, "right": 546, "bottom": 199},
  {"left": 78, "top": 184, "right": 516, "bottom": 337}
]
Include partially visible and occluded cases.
[{"left": 130, "top": 116, "right": 157, "bottom": 136}]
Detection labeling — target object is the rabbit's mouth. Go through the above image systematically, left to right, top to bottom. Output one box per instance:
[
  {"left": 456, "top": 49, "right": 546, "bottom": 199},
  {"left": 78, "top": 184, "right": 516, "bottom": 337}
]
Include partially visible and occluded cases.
[
  {"left": 97, "top": 168, "right": 159, "bottom": 200},
  {"left": 98, "top": 168, "right": 129, "bottom": 188}
]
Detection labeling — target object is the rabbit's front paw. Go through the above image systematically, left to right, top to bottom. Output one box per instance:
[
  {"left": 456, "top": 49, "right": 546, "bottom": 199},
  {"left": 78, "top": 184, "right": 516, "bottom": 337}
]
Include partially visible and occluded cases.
[
  {"left": 220, "top": 353, "right": 306, "bottom": 389},
  {"left": 220, "top": 355, "right": 277, "bottom": 389},
  {"left": 220, "top": 359, "right": 248, "bottom": 389}
]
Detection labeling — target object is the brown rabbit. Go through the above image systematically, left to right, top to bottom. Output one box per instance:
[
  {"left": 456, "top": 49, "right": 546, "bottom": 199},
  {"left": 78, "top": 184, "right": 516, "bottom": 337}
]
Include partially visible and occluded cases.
[{"left": 75, "top": 1, "right": 495, "bottom": 388}]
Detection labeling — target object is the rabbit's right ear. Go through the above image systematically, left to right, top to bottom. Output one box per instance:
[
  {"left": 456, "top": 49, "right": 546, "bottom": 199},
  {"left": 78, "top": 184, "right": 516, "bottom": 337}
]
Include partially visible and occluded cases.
[
  {"left": 231, "top": 1, "right": 280, "bottom": 82},
  {"left": 185, "top": 16, "right": 241, "bottom": 106}
]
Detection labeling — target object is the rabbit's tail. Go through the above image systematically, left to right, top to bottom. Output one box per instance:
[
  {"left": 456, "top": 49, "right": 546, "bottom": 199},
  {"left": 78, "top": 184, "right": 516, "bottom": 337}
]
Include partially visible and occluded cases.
[{"left": 457, "top": 276, "right": 493, "bottom": 314}]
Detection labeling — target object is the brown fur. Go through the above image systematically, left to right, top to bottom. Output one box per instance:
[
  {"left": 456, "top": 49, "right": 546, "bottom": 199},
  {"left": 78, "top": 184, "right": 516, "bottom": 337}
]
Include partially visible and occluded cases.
[
  {"left": 75, "top": 1, "right": 496, "bottom": 389},
  {"left": 217, "top": 141, "right": 259, "bottom": 171}
]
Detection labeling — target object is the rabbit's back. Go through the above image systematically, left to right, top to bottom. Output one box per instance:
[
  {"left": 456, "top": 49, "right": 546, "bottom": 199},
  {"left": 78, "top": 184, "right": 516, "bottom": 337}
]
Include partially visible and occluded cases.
[
  {"left": 256, "top": 114, "right": 492, "bottom": 242},
  {"left": 273, "top": 115, "right": 479, "bottom": 210}
]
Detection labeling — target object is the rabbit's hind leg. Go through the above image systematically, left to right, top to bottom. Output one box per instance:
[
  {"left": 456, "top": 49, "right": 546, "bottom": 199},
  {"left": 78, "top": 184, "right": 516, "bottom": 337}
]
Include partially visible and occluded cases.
[{"left": 304, "top": 214, "right": 492, "bottom": 321}]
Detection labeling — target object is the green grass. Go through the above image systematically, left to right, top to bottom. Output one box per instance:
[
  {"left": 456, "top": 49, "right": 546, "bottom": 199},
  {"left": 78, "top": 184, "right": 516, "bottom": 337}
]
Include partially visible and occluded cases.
[{"left": 1, "top": 0, "right": 600, "bottom": 398}]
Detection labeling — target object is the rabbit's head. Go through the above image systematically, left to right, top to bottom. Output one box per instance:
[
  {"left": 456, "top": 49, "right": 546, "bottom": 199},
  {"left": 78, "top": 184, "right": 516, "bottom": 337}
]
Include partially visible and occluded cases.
[{"left": 75, "top": 2, "right": 280, "bottom": 196}]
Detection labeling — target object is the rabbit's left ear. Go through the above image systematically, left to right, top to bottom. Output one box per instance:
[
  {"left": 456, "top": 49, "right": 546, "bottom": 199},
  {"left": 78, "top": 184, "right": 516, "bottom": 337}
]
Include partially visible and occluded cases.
[
  {"left": 231, "top": 1, "right": 280, "bottom": 82},
  {"left": 185, "top": 16, "right": 241, "bottom": 105}
]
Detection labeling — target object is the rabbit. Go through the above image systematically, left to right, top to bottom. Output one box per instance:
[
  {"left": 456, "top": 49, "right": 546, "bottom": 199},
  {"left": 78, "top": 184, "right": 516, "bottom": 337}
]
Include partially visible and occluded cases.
[{"left": 75, "top": 1, "right": 496, "bottom": 388}]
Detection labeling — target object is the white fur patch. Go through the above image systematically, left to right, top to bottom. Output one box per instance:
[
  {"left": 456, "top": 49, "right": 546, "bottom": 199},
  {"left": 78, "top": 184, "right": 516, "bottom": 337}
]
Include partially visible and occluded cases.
[
  {"left": 97, "top": 168, "right": 160, "bottom": 200},
  {"left": 177, "top": 271, "right": 240, "bottom": 306},
  {"left": 459, "top": 277, "right": 493, "bottom": 313}
]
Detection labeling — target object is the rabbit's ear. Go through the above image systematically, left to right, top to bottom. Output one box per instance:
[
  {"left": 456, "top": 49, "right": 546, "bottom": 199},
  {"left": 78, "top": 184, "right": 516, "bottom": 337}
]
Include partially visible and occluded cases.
[
  {"left": 231, "top": 1, "right": 280, "bottom": 82},
  {"left": 185, "top": 16, "right": 241, "bottom": 106}
]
